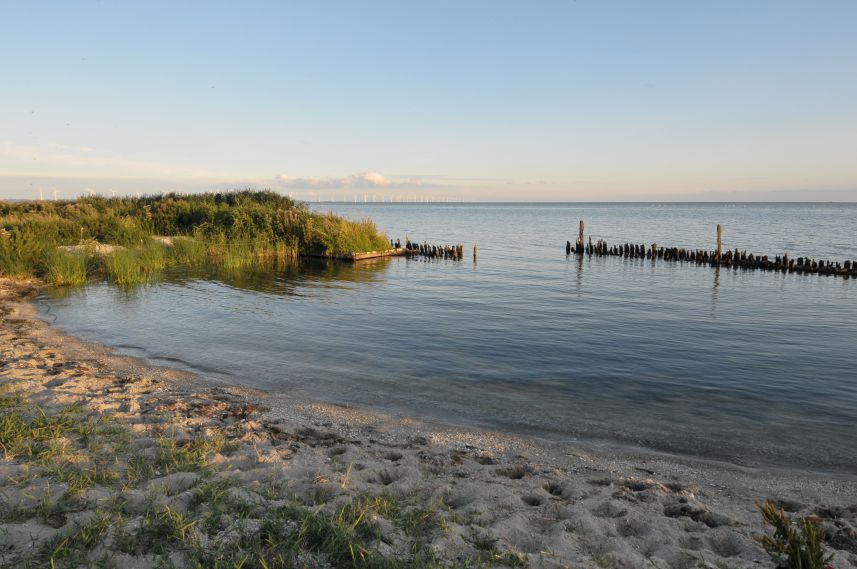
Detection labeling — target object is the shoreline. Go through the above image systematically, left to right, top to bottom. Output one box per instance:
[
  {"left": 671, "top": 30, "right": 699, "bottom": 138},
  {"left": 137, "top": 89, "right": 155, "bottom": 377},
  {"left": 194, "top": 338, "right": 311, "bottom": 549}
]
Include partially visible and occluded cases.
[
  {"left": 2, "top": 278, "right": 856, "bottom": 568},
  {"left": 34, "top": 286, "right": 857, "bottom": 481}
]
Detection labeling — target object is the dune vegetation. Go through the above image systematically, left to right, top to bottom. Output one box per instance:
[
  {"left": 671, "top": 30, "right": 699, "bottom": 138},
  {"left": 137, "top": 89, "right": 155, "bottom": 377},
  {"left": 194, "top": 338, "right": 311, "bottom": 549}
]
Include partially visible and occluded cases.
[{"left": 0, "top": 190, "right": 390, "bottom": 286}]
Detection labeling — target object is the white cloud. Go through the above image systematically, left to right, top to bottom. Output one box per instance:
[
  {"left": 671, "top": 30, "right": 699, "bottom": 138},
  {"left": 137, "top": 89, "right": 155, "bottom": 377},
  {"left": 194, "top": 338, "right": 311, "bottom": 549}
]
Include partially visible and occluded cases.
[{"left": 274, "top": 171, "right": 425, "bottom": 190}]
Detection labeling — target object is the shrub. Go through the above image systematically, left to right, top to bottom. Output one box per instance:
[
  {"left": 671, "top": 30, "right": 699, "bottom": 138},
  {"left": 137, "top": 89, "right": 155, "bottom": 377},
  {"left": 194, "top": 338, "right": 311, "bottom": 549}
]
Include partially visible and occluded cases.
[{"left": 756, "top": 500, "right": 833, "bottom": 569}]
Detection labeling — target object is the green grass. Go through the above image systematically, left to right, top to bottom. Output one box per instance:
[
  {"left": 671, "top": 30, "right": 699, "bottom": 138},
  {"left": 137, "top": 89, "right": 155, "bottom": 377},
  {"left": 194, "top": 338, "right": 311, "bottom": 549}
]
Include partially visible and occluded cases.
[
  {"left": 0, "top": 190, "right": 390, "bottom": 287},
  {"left": 302, "top": 212, "right": 390, "bottom": 256},
  {"left": 0, "top": 224, "right": 50, "bottom": 278},
  {"left": 170, "top": 233, "right": 209, "bottom": 264},
  {"left": 138, "top": 237, "right": 168, "bottom": 271},
  {"left": 103, "top": 238, "right": 169, "bottom": 285},
  {"left": 104, "top": 248, "right": 146, "bottom": 285},
  {"left": 42, "top": 249, "right": 89, "bottom": 286},
  {"left": 2, "top": 389, "right": 522, "bottom": 568},
  {"left": 0, "top": 393, "right": 22, "bottom": 409},
  {"left": 0, "top": 400, "right": 106, "bottom": 462},
  {"left": 0, "top": 410, "right": 30, "bottom": 458},
  {"left": 154, "top": 432, "right": 225, "bottom": 474},
  {"left": 47, "top": 455, "right": 120, "bottom": 494},
  {"left": 756, "top": 500, "right": 833, "bottom": 569},
  {"left": 185, "top": 502, "right": 441, "bottom": 569},
  {"left": 116, "top": 504, "right": 198, "bottom": 555},
  {"left": 37, "top": 508, "right": 116, "bottom": 567}
]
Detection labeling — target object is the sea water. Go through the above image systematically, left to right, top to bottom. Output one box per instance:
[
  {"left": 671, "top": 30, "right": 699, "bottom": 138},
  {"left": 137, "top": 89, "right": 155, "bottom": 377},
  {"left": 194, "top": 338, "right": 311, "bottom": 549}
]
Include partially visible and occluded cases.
[{"left": 38, "top": 203, "right": 857, "bottom": 473}]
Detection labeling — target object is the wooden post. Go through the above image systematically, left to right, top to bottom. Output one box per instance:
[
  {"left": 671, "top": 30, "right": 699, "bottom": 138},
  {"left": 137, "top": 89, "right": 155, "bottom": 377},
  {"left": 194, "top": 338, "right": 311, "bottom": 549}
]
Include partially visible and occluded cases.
[
  {"left": 578, "top": 220, "right": 585, "bottom": 253},
  {"left": 716, "top": 224, "right": 723, "bottom": 260},
  {"left": 473, "top": 244, "right": 478, "bottom": 260}
]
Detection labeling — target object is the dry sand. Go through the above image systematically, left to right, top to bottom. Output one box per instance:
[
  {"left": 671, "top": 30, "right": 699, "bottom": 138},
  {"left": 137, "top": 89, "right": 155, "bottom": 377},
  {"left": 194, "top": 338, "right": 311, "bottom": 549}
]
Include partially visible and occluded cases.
[{"left": 1, "top": 278, "right": 856, "bottom": 568}]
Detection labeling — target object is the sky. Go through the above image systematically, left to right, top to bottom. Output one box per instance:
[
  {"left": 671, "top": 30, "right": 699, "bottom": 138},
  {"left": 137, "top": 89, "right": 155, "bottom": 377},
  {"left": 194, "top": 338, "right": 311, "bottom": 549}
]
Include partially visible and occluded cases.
[{"left": 1, "top": 1, "right": 856, "bottom": 201}]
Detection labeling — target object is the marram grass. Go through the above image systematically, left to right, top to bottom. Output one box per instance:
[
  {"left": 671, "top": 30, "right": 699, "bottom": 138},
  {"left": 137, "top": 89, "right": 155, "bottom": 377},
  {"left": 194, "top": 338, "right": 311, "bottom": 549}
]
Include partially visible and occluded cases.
[
  {"left": 0, "top": 190, "right": 389, "bottom": 286},
  {"left": 0, "top": 392, "right": 445, "bottom": 568}
]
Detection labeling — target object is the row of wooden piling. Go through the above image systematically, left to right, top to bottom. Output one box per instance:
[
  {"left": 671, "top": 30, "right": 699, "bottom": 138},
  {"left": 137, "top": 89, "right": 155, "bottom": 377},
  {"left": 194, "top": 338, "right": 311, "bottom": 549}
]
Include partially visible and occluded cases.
[
  {"left": 566, "top": 222, "right": 857, "bottom": 279},
  {"left": 404, "top": 240, "right": 467, "bottom": 261}
]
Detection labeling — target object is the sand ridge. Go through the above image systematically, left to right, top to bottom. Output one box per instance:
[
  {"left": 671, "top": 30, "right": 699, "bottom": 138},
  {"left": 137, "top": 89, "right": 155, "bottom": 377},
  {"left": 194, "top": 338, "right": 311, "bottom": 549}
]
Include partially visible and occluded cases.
[{"left": 1, "top": 278, "right": 856, "bottom": 568}]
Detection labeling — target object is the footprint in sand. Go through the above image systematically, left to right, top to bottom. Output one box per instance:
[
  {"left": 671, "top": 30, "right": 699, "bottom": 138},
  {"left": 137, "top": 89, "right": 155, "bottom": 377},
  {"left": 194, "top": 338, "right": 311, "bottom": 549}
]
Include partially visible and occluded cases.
[
  {"left": 327, "top": 446, "right": 348, "bottom": 458},
  {"left": 497, "top": 464, "right": 533, "bottom": 480},
  {"left": 368, "top": 469, "right": 402, "bottom": 486},
  {"left": 521, "top": 495, "right": 544, "bottom": 507}
]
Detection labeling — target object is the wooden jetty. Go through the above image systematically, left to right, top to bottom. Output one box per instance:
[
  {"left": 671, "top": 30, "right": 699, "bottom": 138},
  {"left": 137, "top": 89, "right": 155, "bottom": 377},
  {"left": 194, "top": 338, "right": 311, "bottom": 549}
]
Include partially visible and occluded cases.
[
  {"left": 566, "top": 221, "right": 857, "bottom": 279},
  {"left": 302, "top": 238, "right": 467, "bottom": 262}
]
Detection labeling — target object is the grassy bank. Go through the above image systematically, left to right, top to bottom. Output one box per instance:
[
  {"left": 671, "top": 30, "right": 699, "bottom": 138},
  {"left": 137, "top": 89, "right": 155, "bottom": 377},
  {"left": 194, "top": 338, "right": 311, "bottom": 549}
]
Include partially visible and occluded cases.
[{"left": 0, "top": 190, "right": 390, "bottom": 285}]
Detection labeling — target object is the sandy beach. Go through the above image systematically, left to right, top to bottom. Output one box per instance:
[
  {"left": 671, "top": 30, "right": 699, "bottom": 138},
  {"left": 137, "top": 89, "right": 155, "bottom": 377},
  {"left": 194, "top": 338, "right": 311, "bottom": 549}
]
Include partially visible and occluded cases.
[{"left": 2, "top": 278, "right": 856, "bottom": 568}]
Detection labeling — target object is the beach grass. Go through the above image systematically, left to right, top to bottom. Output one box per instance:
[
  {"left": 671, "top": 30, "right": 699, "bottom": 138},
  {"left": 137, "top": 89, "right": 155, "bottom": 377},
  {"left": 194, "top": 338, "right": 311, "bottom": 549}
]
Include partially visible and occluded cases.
[
  {"left": 0, "top": 190, "right": 389, "bottom": 286},
  {"left": 302, "top": 212, "right": 390, "bottom": 256},
  {"left": 0, "top": 224, "right": 51, "bottom": 279},
  {"left": 169, "top": 233, "right": 209, "bottom": 265},
  {"left": 104, "top": 248, "right": 146, "bottom": 286},
  {"left": 42, "top": 249, "right": 89, "bottom": 286},
  {"left": 0, "top": 390, "right": 448, "bottom": 568}
]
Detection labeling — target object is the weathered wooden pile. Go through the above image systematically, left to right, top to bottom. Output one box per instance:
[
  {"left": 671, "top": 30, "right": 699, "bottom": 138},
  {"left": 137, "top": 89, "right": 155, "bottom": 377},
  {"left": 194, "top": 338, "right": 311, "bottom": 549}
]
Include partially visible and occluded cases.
[
  {"left": 566, "top": 222, "right": 857, "bottom": 279},
  {"left": 404, "top": 239, "right": 466, "bottom": 260}
]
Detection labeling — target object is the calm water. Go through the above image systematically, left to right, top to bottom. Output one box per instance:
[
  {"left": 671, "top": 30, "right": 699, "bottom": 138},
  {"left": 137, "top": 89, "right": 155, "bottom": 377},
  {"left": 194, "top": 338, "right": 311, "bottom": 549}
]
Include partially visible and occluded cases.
[{"left": 38, "top": 204, "right": 857, "bottom": 473}]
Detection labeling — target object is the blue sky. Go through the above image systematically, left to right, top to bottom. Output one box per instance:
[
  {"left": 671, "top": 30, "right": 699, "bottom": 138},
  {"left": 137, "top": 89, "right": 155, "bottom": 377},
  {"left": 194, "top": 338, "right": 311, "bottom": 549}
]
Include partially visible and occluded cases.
[{"left": 1, "top": 1, "right": 856, "bottom": 200}]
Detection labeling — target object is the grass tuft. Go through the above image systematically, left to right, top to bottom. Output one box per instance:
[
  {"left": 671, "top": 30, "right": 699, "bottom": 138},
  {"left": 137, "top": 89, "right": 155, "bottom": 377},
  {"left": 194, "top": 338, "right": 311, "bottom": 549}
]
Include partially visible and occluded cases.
[
  {"left": 42, "top": 249, "right": 89, "bottom": 286},
  {"left": 154, "top": 432, "right": 225, "bottom": 474},
  {"left": 756, "top": 500, "right": 833, "bottom": 569}
]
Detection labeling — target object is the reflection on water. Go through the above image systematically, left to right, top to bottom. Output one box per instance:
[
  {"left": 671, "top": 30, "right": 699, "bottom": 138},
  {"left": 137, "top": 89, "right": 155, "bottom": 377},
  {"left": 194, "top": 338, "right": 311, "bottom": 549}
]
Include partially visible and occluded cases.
[
  {"left": 39, "top": 203, "right": 857, "bottom": 474},
  {"left": 165, "top": 256, "right": 393, "bottom": 296}
]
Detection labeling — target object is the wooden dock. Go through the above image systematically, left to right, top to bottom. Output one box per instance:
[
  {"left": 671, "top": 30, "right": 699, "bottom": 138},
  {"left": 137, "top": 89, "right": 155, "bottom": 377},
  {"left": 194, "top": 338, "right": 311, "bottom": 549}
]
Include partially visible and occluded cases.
[
  {"left": 567, "top": 221, "right": 857, "bottom": 279},
  {"left": 301, "top": 248, "right": 407, "bottom": 261}
]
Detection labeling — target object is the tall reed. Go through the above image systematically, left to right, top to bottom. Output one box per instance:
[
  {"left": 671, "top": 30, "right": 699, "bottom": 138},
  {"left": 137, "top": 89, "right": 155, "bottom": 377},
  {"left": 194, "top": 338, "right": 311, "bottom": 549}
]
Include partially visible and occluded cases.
[
  {"left": 169, "top": 235, "right": 208, "bottom": 265},
  {"left": 138, "top": 239, "right": 167, "bottom": 272},
  {"left": 42, "top": 249, "right": 89, "bottom": 286},
  {"left": 105, "top": 249, "right": 146, "bottom": 286}
]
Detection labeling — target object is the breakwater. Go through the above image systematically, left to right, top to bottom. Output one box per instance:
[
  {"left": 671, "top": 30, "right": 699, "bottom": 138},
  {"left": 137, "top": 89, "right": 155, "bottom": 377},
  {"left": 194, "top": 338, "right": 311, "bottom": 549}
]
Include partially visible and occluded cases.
[
  {"left": 567, "top": 221, "right": 857, "bottom": 278},
  {"left": 300, "top": 238, "right": 469, "bottom": 262},
  {"left": 404, "top": 239, "right": 467, "bottom": 260}
]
